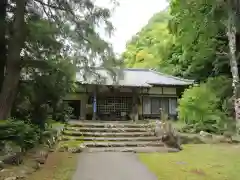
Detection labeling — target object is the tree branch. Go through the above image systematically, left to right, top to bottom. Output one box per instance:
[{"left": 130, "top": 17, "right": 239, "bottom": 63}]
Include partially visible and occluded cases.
[
  {"left": 33, "top": 0, "right": 67, "bottom": 11},
  {"left": 33, "top": 0, "right": 91, "bottom": 45},
  {"left": 20, "top": 56, "right": 50, "bottom": 69}
]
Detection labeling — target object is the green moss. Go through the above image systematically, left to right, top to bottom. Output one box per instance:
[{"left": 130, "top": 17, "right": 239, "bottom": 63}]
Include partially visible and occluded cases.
[
  {"left": 0, "top": 120, "right": 7, "bottom": 124},
  {"left": 49, "top": 120, "right": 65, "bottom": 129},
  {"left": 59, "top": 140, "right": 83, "bottom": 148},
  {"left": 139, "top": 144, "right": 240, "bottom": 180}
]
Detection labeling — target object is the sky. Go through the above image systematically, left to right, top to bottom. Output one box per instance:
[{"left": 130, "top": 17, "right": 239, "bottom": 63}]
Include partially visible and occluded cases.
[{"left": 96, "top": 0, "right": 169, "bottom": 55}]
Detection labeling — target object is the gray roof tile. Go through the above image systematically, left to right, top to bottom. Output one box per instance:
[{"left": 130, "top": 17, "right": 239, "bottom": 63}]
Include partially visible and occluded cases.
[{"left": 76, "top": 68, "right": 194, "bottom": 87}]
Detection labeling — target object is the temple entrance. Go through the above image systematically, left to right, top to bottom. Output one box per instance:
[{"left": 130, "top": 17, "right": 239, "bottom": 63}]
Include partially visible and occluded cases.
[
  {"left": 97, "top": 96, "right": 133, "bottom": 120},
  {"left": 66, "top": 100, "right": 81, "bottom": 119}
]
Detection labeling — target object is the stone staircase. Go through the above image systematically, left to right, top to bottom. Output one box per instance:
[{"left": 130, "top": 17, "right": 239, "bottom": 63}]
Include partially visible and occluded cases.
[{"left": 60, "top": 121, "right": 180, "bottom": 153}]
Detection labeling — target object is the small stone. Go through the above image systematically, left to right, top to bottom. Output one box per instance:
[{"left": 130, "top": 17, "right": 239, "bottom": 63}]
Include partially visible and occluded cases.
[
  {"left": 199, "top": 131, "right": 212, "bottom": 138},
  {"left": 52, "top": 136, "right": 56, "bottom": 143},
  {"left": 47, "top": 139, "right": 52, "bottom": 148},
  {"left": 3, "top": 142, "right": 21, "bottom": 154},
  {"left": 79, "top": 144, "right": 86, "bottom": 149},
  {"left": 58, "top": 147, "right": 65, "bottom": 152},
  {"left": 68, "top": 147, "right": 76, "bottom": 153},
  {"left": 49, "top": 148, "right": 55, "bottom": 152},
  {"left": 34, "top": 150, "right": 48, "bottom": 164},
  {"left": 2, "top": 152, "right": 23, "bottom": 165},
  {"left": 35, "top": 158, "right": 45, "bottom": 164},
  {"left": 1, "top": 168, "right": 10, "bottom": 172},
  {"left": 19, "top": 169, "right": 29, "bottom": 176},
  {"left": 4, "top": 177, "right": 17, "bottom": 180}
]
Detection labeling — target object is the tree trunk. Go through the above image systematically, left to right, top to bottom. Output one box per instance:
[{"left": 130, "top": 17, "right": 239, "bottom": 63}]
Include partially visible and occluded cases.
[
  {"left": 0, "top": 0, "right": 26, "bottom": 119},
  {"left": 0, "top": 0, "right": 7, "bottom": 90},
  {"left": 226, "top": 9, "right": 240, "bottom": 123}
]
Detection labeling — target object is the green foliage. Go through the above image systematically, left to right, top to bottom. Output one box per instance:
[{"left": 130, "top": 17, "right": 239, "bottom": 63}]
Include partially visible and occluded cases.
[
  {"left": 0, "top": 0, "right": 120, "bottom": 120},
  {"left": 0, "top": 0, "right": 121, "bottom": 152},
  {"left": 9, "top": 0, "right": 120, "bottom": 128},
  {"left": 168, "top": 0, "right": 231, "bottom": 81},
  {"left": 122, "top": 1, "right": 238, "bottom": 133},
  {"left": 122, "top": 1, "right": 233, "bottom": 81},
  {"left": 122, "top": 10, "right": 173, "bottom": 69},
  {"left": 12, "top": 58, "right": 75, "bottom": 128},
  {"left": 204, "top": 76, "right": 232, "bottom": 99},
  {"left": 204, "top": 76, "right": 234, "bottom": 116},
  {"left": 178, "top": 82, "right": 229, "bottom": 134},
  {"left": 178, "top": 84, "right": 221, "bottom": 124},
  {"left": 52, "top": 101, "right": 74, "bottom": 122},
  {"left": 0, "top": 120, "right": 40, "bottom": 150}
]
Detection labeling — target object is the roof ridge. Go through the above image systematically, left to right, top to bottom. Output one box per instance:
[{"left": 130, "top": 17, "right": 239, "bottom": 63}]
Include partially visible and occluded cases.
[{"left": 149, "top": 69, "right": 194, "bottom": 83}]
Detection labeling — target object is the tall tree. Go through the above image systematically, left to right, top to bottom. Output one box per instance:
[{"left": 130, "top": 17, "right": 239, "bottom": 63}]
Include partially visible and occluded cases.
[
  {"left": 0, "top": 0, "right": 117, "bottom": 119},
  {"left": 0, "top": 0, "right": 7, "bottom": 90},
  {"left": 0, "top": 0, "right": 27, "bottom": 119},
  {"left": 123, "top": 0, "right": 240, "bottom": 123},
  {"left": 170, "top": 0, "right": 240, "bottom": 122},
  {"left": 224, "top": 0, "right": 240, "bottom": 122},
  {"left": 122, "top": 7, "right": 229, "bottom": 81},
  {"left": 122, "top": 10, "right": 172, "bottom": 69}
]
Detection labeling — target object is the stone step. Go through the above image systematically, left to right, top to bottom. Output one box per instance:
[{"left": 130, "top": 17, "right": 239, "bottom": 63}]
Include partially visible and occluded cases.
[
  {"left": 67, "top": 121, "right": 153, "bottom": 128},
  {"left": 65, "top": 127, "right": 153, "bottom": 133},
  {"left": 63, "top": 131, "right": 155, "bottom": 137},
  {"left": 61, "top": 136, "right": 161, "bottom": 142},
  {"left": 82, "top": 141, "right": 164, "bottom": 148},
  {"left": 82, "top": 147, "right": 180, "bottom": 153}
]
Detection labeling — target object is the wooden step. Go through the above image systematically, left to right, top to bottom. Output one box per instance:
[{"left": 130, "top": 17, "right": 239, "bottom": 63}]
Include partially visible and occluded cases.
[
  {"left": 63, "top": 131, "right": 155, "bottom": 137},
  {"left": 61, "top": 136, "right": 161, "bottom": 142}
]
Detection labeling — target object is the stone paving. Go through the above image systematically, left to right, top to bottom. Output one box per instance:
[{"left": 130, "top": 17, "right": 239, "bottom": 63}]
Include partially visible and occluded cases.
[{"left": 72, "top": 152, "right": 158, "bottom": 180}]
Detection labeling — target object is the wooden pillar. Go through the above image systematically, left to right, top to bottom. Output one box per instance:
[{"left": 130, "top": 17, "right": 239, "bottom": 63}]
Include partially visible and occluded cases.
[
  {"left": 79, "top": 86, "right": 88, "bottom": 120},
  {"left": 92, "top": 86, "right": 97, "bottom": 120},
  {"left": 132, "top": 88, "right": 139, "bottom": 122},
  {"left": 80, "top": 94, "right": 87, "bottom": 120}
]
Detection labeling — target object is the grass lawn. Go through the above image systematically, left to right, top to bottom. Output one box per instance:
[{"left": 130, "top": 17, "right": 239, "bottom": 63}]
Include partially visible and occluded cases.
[
  {"left": 49, "top": 120, "right": 66, "bottom": 129},
  {"left": 58, "top": 140, "right": 83, "bottom": 148},
  {"left": 139, "top": 144, "right": 240, "bottom": 180},
  {"left": 27, "top": 152, "right": 78, "bottom": 180}
]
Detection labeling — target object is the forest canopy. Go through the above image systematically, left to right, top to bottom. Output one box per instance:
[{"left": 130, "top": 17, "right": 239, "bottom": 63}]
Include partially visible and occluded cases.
[{"left": 123, "top": 0, "right": 240, "bottom": 133}]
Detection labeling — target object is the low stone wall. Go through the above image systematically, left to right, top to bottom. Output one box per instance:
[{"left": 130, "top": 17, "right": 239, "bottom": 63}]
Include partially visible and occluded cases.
[
  {"left": 153, "top": 120, "right": 240, "bottom": 150},
  {"left": 0, "top": 127, "right": 64, "bottom": 180},
  {"left": 180, "top": 131, "right": 239, "bottom": 145}
]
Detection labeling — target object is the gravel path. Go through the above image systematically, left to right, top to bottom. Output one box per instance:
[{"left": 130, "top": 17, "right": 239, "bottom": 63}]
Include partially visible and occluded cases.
[{"left": 72, "top": 152, "right": 158, "bottom": 180}]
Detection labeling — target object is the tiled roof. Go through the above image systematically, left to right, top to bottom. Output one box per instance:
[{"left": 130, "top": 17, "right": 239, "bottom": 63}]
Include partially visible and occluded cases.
[{"left": 76, "top": 68, "right": 194, "bottom": 87}]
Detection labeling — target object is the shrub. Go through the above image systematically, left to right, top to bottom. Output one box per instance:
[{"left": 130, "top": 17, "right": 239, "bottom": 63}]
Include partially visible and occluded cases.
[
  {"left": 205, "top": 76, "right": 233, "bottom": 116},
  {"left": 205, "top": 76, "right": 232, "bottom": 100},
  {"left": 178, "top": 83, "right": 228, "bottom": 134},
  {"left": 179, "top": 84, "right": 220, "bottom": 124},
  {"left": 53, "top": 102, "right": 73, "bottom": 122},
  {"left": 0, "top": 120, "right": 40, "bottom": 151}
]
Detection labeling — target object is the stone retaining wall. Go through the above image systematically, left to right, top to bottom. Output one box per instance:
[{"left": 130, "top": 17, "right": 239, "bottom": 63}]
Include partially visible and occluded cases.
[{"left": 0, "top": 127, "right": 64, "bottom": 180}]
